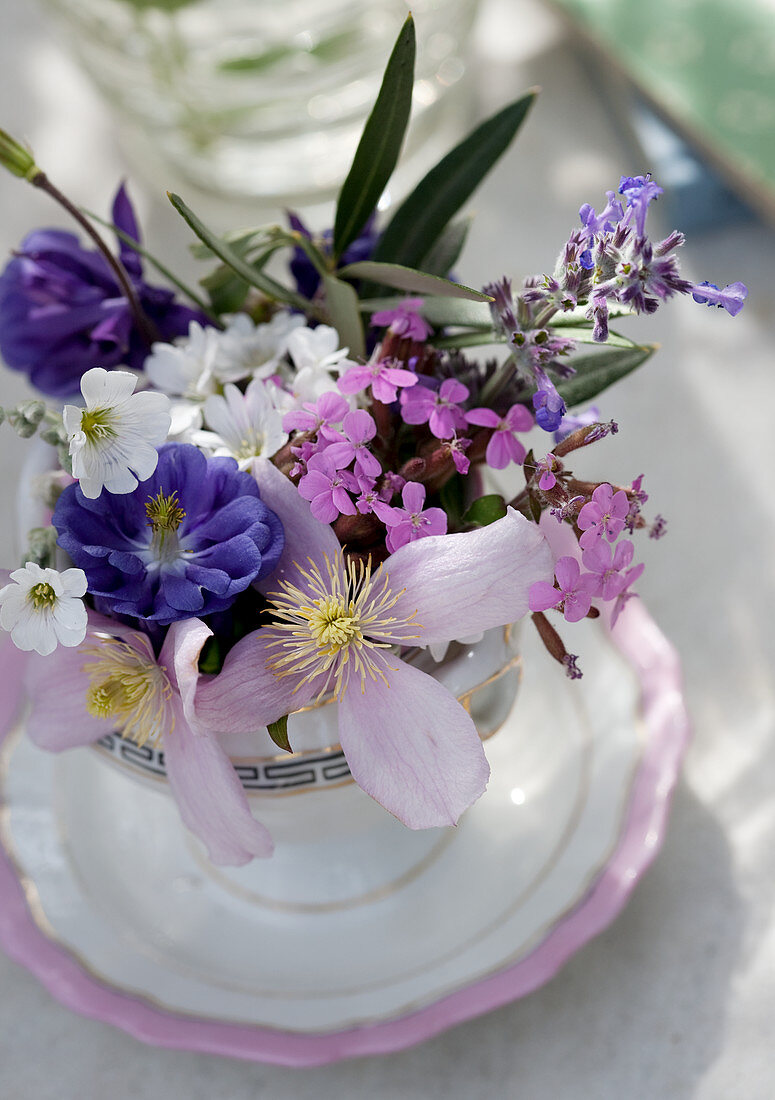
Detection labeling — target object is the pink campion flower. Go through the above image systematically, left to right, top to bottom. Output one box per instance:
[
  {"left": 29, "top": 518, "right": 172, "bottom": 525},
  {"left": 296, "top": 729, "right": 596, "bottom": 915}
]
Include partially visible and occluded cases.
[
  {"left": 371, "top": 297, "right": 432, "bottom": 341},
  {"left": 338, "top": 356, "right": 418, "bottom": 405},
  {"left": 400, "top": 378, "right": 469, "bottom": 439},
  {"left": 282, "top": 391, "right": 350, "bottom": 435},
  {"left": 465, "top": 403, "right": 534, "bottom": 469},
  {"left": 322, "top": 409, "right": 382, "bottom": 480},
  {"left": 441, "top": 435, "right": 472, "bottom": 475},
  {"left": 297, "top": 451, "right": 359, "bottom": 523},
  {"left": 535, "top": 453, "right": 558, "bottom": 490},
  {"left": 193, "top": 458, "right": 555, "bottom": 830},
  {"left": 355, "top": 474, "right": 396, "bottom": 519},
  {"left": 383, "top": 481, "right": 447, "bottom": 553},
  {"left": 577, "top": 483, "right": 630, "bottom": 550},
  {"left": 581, "top": 537, "right": 643, "bottom": 601},
  {"left": 528, "top": 556, "right": 598, "bottom": 623},
  {"left": 21, "top": 614, "right": 273, "bottom": 866}
]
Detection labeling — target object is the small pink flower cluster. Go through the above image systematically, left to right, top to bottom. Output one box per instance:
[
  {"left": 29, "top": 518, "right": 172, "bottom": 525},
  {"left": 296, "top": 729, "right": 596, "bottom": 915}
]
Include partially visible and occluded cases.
[{"left": 529, "top": 484, "right": 644, "bottom": 626}]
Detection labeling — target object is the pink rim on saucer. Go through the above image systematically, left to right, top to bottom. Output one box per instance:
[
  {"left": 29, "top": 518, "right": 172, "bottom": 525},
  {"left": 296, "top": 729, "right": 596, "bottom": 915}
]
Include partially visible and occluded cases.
[{"left": 0, "top": 601, "right": 689, "bottom": 1065}]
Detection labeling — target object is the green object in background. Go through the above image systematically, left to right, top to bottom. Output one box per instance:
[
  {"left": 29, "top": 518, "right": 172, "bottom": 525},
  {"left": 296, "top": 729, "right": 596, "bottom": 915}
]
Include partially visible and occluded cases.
[{"left": 549, "top": 0, "right": 775, "bottom": 223}]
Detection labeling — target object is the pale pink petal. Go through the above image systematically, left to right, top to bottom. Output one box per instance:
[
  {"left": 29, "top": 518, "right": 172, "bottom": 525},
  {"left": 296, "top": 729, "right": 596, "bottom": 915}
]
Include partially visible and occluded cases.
[
  {"left": 249, "top": 457, "right": 340, "bottom": 591},
  {"left": 378, "top": 508, "right": 554, "bottom": 646},
  {"left": 160, "top": 618, "right": 212, "bottom": 733},
  {"left": 193, "top": 628, "right": 320, "bottom": 734},
  {"left": 0, "top": 631, "right": 30, "bottom": 738},
  {"left": 24, "top": 643, "right": 111, "bottom": 750},
  {"left": 338, "top": 654, "right": 489, "bottom": 827},
  {"left": 164, "top": 697, "right": 274, "bottom": 866}
]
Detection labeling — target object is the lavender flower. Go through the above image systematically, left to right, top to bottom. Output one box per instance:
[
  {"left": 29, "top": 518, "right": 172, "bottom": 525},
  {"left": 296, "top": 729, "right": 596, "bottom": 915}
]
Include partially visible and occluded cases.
[
  {"left": 0, "top": 185, "right": 206, "bottom": 397},
  {"left": 691, "top": 281, "right": 748, "bottom": 317},
  {"left": 53, "top": 443, "right": 284, "bottom": 624}
]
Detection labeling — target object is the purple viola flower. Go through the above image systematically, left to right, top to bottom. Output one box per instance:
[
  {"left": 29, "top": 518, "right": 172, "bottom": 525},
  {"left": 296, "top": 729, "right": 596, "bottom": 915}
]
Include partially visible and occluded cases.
[
  {"left": 0, "top": 184, "right": 206, "bottom": 397},
  {"left": 287, "top": 210, "right": 379, "bottom": 300},
  {"left": 690, "top": 281, "right": 748, "bottom": 317},
  {"left": 371, "top": 297, "right": 432, "bottom": 341},
  {"left": 338, "top": 356, "right": 418, "bottom": 404},
  {"left": 400, "top": 378, "right": 469, "bottom": 439},
  {"left": 465, "top": 403, "right": 534, "bottom": 469},
  {"left": 323, "top": 409, "right": 382, "bottom": 480},
  {"left": 53, "top": 443, "right": 284, "bottom": 625},
  {"left": 297, "top": 451, "right": 359, "bottom": 523},
  {"left": 383, "top": 481, "right": 447, "bottom": 553},
  {"left": 577, "top": 483, "right": 630, "bottom": 550},
  {"left": 581, "top": 538, "right": 643, "bottom": 602},
  {"left": 528, "top": 556, "right": 598, "bottom": 623}
]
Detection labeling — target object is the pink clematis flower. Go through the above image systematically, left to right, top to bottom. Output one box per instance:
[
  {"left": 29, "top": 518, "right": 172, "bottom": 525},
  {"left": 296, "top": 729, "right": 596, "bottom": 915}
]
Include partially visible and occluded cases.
[
  {"left": 193, "top": 459, "right": 554, "bottom": 830},
  {"left": 22, "top": 613, "right": 273, "bottom": 866}
]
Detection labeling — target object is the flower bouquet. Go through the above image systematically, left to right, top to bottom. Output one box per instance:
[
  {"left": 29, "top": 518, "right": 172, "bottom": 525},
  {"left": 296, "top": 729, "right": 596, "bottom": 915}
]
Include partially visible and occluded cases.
[{"left": 0, "top": 15, "right": 746, "bottom": 872}]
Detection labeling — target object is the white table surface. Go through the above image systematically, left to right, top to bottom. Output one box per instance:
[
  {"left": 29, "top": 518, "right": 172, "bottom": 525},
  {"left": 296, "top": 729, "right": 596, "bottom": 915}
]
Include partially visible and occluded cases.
[{"left": 1, "top": 1, "right": 774, "bottom": 1096}]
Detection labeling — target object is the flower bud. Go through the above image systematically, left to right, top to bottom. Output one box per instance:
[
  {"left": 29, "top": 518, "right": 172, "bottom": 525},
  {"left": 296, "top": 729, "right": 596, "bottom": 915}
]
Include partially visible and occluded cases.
[{"left": 0, "top": 129, "right": 39, "bottom": 180}]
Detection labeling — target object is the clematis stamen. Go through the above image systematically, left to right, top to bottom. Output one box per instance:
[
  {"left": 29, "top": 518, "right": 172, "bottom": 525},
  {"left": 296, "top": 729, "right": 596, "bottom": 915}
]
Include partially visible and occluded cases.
[
  {"left": 265, "top": 553, "right": 420, "bottom": 699},
  {"left": 83, "top": 637, "right": 173, "bottom": 747}
]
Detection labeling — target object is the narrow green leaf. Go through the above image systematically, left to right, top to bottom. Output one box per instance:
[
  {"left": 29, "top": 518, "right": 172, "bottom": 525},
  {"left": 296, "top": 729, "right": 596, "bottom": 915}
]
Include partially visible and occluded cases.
[
  {"left": 332, "top": 14, "right": 416, "bottom": 258},
  {"left": 218, "top": 44, "right": 295, "bottom": 74},
  {"left": 373, "top": 90, "right": 537, "bottom": 270},
  {"left": 167, "top": 192, "right": 315, "bottom": 314},
  {"left": 420, "top": 216, "right": 473, "bottom": 278},
  {"left": 338, "top": 261, "right": 491, "bottom": 302},
  {"left": 323, "top": 275, "right": 366, "bottom": 359},
  {"left": 359, "top": 295, "right": 492, "bottom": 327},
  {"left": 550, "top": 326, "right": 637, "bottom": 349},
  {"left": 433, "top": 330, "right": 503, "bottom": 350},
  {"left": 557, "top": 344, "right": 656, "bottom": 408},
  {"left": 439, "top": 474, "right": 465, "bottom": 527},
  {"left": 463, "top": 494, "right": 508, "bottom": 528},
  {"left": 267, "top": 715, "right": 292, "bottom": 754}
]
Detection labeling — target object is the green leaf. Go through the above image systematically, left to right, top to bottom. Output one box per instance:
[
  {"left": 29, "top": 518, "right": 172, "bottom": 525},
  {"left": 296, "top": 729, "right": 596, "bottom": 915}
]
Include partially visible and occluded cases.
[
  {"left": 332, "top": 14, "right": 416, "bottom": 259},
  {"left": 218, "top": 44, "right": 295, "bottom": 74},
  {"left": 373, "top": 90, "right": 537, "bottom": 270},
  {"left": 167, "top": 192, "right": 314, "bottom": 314},
  {"left": 420, "top": 216, "right": 472, "bottom": 277},
  {"left": 338, "top": 261, "right": 491, "bottom": 302},
  {"left": 322, "top": 275, "right": 366, "bottom": 359},
  {"left": 549, "top": 326, "right": 638, "bottom": 349},
  {"left": 433, "top": 330, "right": 503, "bottom": 350},
  {"left": 557, "top": 344, "right": 657, "bottom": 408},
  {"left": 439, "top": 474, "right": 465, "bottom": 527},
  {"left": 463, "top": 494, "right": 508, "bottom": 528},
  {"left": 198, "top": 636, "right": 223, "bottom": 676},
  {"left": 267, "top": 715, "right": 292, "bottom": 754}
]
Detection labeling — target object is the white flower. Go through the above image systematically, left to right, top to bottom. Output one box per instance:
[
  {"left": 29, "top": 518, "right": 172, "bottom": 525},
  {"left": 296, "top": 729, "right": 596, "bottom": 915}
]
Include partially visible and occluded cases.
[
  {"left": 214, "top": 312, "right": 305, "bottom": 383},
  {"left": 145, "top": 320, "right": 221, "bottom": 400},
  {"left": 286, "top": 324, "right": 354, "bottom": 375},
  {"left": 63, "top": 367, "right": 171, "bottom": 499},
  {"left": 195, "top": 380, "right": 288, "bottom": 468},
  {"left": 0, "top": 563, "right": 88, "bottom": 656}
]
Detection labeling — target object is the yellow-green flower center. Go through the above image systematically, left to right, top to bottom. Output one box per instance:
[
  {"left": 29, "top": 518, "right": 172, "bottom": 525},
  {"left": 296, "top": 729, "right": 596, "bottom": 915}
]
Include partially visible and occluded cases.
[
  {"left": 80, "top": 406, "right": 117, "bottom": 443},
  {"left": 145, "top": 488, "right": 186, "bottom": 534},
  {"left": 265, "top": 554, "right": 420, "bottom": 700},
  {"left": 28, "top": 581, "right": 57, "bottom": 609},
  {"left": 83, "top": 637, "right": 172, "bottom": 747}
]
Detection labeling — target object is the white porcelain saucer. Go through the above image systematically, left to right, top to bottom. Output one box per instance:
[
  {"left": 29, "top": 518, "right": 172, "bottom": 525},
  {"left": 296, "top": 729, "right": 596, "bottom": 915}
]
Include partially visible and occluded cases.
[{"left": 0, "top": 603, "right": 689, "bottom": 1063}]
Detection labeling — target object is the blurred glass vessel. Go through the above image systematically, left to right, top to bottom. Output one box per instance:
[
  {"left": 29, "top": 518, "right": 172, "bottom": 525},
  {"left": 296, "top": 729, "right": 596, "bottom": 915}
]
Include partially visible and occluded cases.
[{"left": 41, "top": 0, "right": 478, "bottom": 203}]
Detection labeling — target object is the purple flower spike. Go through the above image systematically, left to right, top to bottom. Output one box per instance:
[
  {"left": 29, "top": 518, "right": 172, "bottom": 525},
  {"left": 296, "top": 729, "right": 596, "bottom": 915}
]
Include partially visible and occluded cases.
[
  {"left": 619, "top": 174, "right": 663, "bottom": 237},
  {"left": 0, "top": 184, "right": 207, "bottom": 397},
  {"left": 690, "top": 280, "right": 748, "bottom": 317},
  {"left": 371, "top": 297, "right": 432, "bottom": 341},
  {"left": 338, "top": 356, "right": 418, "bottom": 404},
  {"left": 400, "top": 377, "right": 470, "bottom": 439},
  {"left": 466, "top": 403, "right": 534, "bottom": 470},
  {"left": 53, "top": 443, "right": 284, "bottom": 625},
  {"left": 297, "top": 451, "right": 359, "bottom": 523},
  {"left": 383, "top": 481, "right": 447, "bottom": 553},
  {"left": 577, "top": 483, "right": 629, "bottom": 550},
  {"left": 581, "top": 538, "right": 643, "bottom": 602},
  {"left": 528, "top": 556, "right": 597, "bottom": 623}
]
